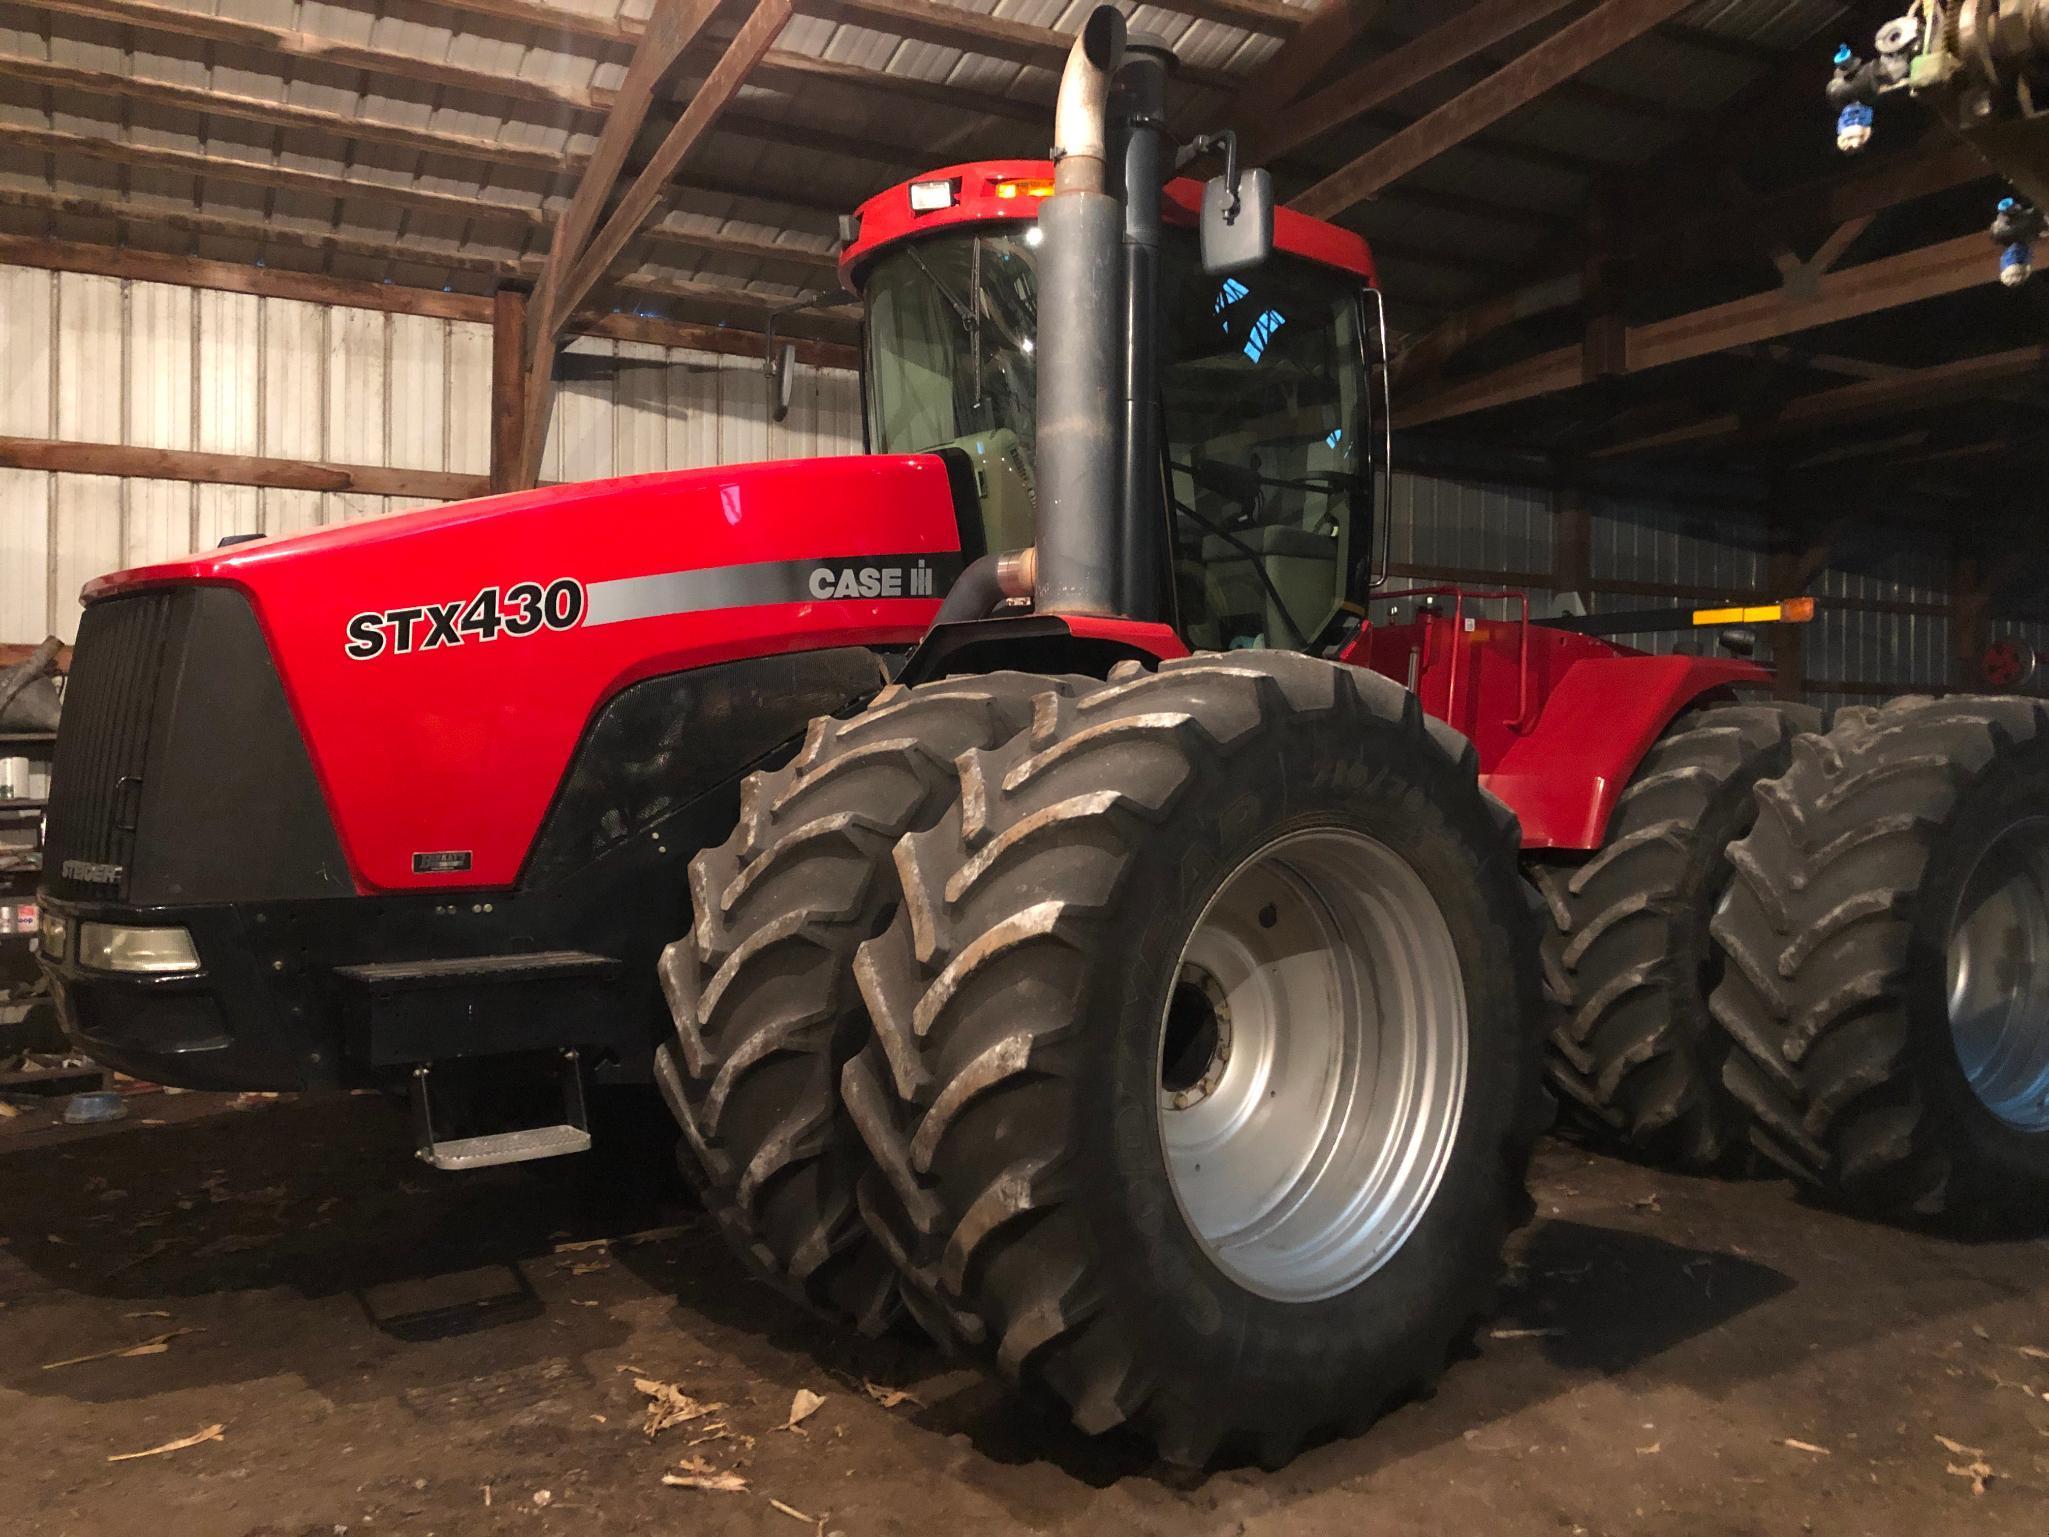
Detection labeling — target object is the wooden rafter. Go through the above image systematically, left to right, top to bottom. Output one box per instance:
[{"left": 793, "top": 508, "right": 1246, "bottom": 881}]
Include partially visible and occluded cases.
[
  {"left": 25, "top": 0, "right": 1035, "bottom": 136},
  {"left": 518, "top": 0, "right": 794, "bottom": 484},
  {"left": 525, "top": 0, "right": 727, "bottom": 364},
  {"left": 549, "top": 0, "right": 796, "bottom": 338},
  {"left": 791, "top": 0, "right": 1236, "bottom": 91},
  {"left": 1224, "top": 0, "right": 1394, "bottom": 119},
  {"left": 1248, "top": 0, "right": 1578, "bottom": 163},
  {"left": 1291, "top": 0, "right": 1696, "bottom": 220},
  {"left": 0, "top": 52, "right": 941, "bottom": 193},
  {"left": 1389, "top": 111, "right": 1989, "bottom": 390},
  {"left": 0, "top": 133, "right": 841, "bottom": 285},
  {"left": 0, "top": 233, "right": 860, "bottom": 367},
  {"left": 1398, "top": 233, "right": 1995, "bottom": 428},
  {"left": 1592, "top": 345, "right": 2049, "bottom": 458},
  {"left": 0, "top": 436, "right": 491, "bottom": 501}
]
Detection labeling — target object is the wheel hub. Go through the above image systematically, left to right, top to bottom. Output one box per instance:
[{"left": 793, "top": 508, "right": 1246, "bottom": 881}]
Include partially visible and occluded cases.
[
  {"left": 1947, "top": 815, "right": 2049, "bottom": 1131},
  {"left": 1155, "top": 827, "right": 1468, "bottom": 1303},
  {"left": 1162, "top": 965, "right": 1233, "bottom": 1110}
]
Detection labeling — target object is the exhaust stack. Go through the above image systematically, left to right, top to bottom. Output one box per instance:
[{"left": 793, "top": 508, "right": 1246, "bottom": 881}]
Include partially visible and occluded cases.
[{"left": 1033, "top": 5, "right": 1127, "bottom": 617}]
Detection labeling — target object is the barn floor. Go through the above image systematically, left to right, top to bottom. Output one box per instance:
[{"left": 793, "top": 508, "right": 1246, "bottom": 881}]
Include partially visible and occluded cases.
[{"left": 1, "top": 1091, "right": 2044, "bottom": 1537}]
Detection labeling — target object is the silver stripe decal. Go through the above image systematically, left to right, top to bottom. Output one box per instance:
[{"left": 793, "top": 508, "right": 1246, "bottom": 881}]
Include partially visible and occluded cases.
[{"left": 583, "top": 554, "right": 955, "bottom": 628}]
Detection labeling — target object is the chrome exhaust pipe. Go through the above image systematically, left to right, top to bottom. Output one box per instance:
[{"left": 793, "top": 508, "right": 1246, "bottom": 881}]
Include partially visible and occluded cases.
[
  {"left": 1034, "top": 5, "right": 1127, "bottom": 617},
  {"left": 1052, "top": 6, "right": 1125, "bottom": 192}
]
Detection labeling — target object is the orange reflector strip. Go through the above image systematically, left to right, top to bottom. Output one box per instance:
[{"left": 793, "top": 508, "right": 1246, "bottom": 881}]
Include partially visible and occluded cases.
[
  {"left": 993, "top": 178, "right": 1055, "bottom": 200},
  {"left": 1691, "top": 597, "right": 1817, "bottom": 627}
]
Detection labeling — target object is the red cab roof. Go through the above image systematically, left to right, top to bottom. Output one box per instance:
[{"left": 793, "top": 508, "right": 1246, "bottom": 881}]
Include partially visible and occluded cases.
[{"left": 838, "top": 159, "right": 1378, "bottom": 291}]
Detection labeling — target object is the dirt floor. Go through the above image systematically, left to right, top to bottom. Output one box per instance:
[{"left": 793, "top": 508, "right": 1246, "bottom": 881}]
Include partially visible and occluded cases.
[{"left": 1, "top": 1090, "right": 2045, "bottom": 1537}]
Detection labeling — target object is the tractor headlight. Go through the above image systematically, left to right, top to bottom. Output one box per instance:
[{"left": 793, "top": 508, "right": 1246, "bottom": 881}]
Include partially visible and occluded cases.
[
  {"left": 908, "top": 178, "right": 958, "bottom": 213},
  {"left": 37, "top": 907, "right": 66, "bottom": 961},
  {"left": 77, "top": 922, "right": 200, "bottom": 975}
]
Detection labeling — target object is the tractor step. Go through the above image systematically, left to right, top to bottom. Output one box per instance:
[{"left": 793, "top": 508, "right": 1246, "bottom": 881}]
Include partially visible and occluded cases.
[{"left": 409, "top": 1047, "right": 592, "bottom": 1171}]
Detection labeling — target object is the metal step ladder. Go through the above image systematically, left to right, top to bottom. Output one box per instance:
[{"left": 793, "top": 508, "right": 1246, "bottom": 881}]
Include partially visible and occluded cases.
[{"left": 408, "top": 1047, "right": 592, "bottom": 1170}]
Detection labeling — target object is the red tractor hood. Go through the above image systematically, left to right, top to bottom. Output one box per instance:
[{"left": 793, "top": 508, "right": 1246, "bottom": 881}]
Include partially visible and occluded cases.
[{"left": 87, "top": 454, "right": 967, "bottom": 891}]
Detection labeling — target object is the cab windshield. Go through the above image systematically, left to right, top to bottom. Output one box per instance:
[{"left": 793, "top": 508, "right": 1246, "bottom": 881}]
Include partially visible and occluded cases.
[{"left": 861, "top": 226, "right": 1370, "bottom": 648}]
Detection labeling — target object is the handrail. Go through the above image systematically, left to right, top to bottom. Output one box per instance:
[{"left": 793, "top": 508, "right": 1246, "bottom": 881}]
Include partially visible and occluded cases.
[{"left": 1369, "top": 584, "right": 1535, "bottom": 735}]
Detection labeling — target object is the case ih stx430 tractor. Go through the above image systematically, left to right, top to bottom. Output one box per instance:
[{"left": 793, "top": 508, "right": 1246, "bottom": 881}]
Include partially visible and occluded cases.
[{"left": 35, "top": 10, "right": 2049, "bottom": 1465}]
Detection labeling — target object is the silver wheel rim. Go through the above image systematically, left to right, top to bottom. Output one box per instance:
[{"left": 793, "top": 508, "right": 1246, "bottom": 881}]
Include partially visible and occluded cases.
[
  {"left": 1947, "top": 816, "right": 2049, "bottom": 1131},
  {"left": 1156, "top": 827, "right": 1468, "bottom": 1303}
]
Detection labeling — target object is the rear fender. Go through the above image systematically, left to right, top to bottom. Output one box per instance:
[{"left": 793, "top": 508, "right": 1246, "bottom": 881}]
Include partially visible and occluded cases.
[{"left": 1483, "top": 654, "right": 1766, "bottom": 851}]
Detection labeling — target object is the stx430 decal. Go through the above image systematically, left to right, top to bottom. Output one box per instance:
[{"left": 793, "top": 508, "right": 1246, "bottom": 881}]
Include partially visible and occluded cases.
[{"left": 345, "top": 579, "right": 584, "bottom": 659}]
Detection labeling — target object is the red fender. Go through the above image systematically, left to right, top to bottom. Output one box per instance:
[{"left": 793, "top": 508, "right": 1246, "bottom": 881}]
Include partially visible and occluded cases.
[{"left": 1481, "top": 654, "right": 1767, "bottom": 851}]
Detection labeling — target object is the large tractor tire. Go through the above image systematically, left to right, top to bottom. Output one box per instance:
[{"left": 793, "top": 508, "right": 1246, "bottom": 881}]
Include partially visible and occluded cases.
[
  {"left": 842, "top": 652, "right": 1547, "bottom": 1466},
  {"left": 654, "top": 673, "right": 1065, "bottom": 1331},
  {"left": 1714, "top": 695, "right": 2049, "bottom": 1220},
  {"left": 1532, "top": 701, "right": 1821, "bottom": 1169}
]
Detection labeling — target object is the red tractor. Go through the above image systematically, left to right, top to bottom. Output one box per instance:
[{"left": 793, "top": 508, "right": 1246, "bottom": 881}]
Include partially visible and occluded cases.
[{"left": 36, "top": 8, "right": 2046, "bottom": 1467}]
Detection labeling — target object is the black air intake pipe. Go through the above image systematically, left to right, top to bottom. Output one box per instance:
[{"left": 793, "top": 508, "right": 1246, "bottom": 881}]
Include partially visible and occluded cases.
[
  {"left": 1033, "top": 5, "right": 1126, "bottom": 618},
  {"left": 1115, "top": 39, "right": 1172, "bottom": 623}
]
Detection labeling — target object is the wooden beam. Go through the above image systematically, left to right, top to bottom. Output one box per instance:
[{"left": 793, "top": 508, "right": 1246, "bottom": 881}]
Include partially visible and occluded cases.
[
  {"left": 30, "top": 0, "right": 1041, "bottom": 141},
  {"left": 32, "top": 0, "right": 610, "bottom": 113},
  {"left": 523, "top": 0, "right": 794, "bottom": 483},
  {"left": 527, "top": 0, "right": 726, "bottom": 364},
  {"left": 551, "top": 0, "right": 794, "bottom": 339},
  {"left": 792, "top": 0, "right": 1236, "bottom": 90},
  {"left": 1226, "top": 0, "right": 1394, "bottom": 119},
  {"left": 1251, "top": 0, "right": 1578, "bottom": 163},
  {"left": 1292, "top": 0, "right": 1693, "bottom": 219},
  {"left": 0, "top": 51, "right": 917, "bottom": 221},
  {"left": 0, "top": 53, "right": 569, "bottom": 174},
  {"left": 1, "top": 123, "right": 552, "bottom": 233},
  {"left": 0, "top": 130, "right": 840, "bottom": 279},
  {"left": 0, "top": 186, "right": 523, "bottom": 283},
  {"left": 1, "top": 188, "right": 844, "bottom": 319},
  {"left": 0, "top": 229, "right": 489, "bottom": 319},
  {"left": 0, "top": 233, "right": 860, "bottom": 368},
  {"left": 1399, "top": 233, "right": 1994, "bottom": 427},
  {"left": 1392, "top": 272, "right": 1582, "bottom": 386},
  {"left": 490, "top": 289, "right": 530, "bottom": 496},
  {"left": 1592, "top": 345, "right": 2049, "bottom": 457},
  {"left": 0, "top": 436, "right": 491, "bottom": 501},
  {"left": 1554, "top": 483, "right": 1591, "bottom": 608},
  {"left": 1951, "top": 547, "right": 1990, "bottom": 690}
]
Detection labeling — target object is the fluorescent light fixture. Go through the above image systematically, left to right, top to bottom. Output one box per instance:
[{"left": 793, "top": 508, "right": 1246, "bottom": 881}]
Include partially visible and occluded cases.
[{"left": 78, "top": 922, "right": 201, "bottom": 975}]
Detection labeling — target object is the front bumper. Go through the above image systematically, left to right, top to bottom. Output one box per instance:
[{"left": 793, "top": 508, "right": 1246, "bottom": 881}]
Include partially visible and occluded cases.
[{"left": 38, "top": 897, "right": 326, "bottom": 1091}]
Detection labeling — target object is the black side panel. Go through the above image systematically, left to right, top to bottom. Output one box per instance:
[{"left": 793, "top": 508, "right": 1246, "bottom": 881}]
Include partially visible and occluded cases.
[
  {"left": 130, "top": 587, "right": 353, "bottom": 906},
  {"left": 43, "top": 592, "right": 176, "bottom": 900},
  {"left": 524, "top": 646, "right": 885, "bottom": 885}
]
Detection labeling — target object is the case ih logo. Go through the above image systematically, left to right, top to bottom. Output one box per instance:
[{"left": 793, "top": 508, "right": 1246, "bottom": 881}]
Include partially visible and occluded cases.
[
  {"left": 807, "top": 561, "right": 938, "bottom": 599},
  {"left": 345, "top": 579, "right": 585, "bottom": 659}
]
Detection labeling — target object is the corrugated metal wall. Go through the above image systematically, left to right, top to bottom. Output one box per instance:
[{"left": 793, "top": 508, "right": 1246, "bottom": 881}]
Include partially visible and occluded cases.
[{"left": 0, "top": 262, "right": 861, "bottom": 643}]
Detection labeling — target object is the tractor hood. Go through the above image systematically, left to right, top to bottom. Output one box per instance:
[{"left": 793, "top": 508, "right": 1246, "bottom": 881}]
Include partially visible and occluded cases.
[{"left": 81, "top": 453, "right": 968, "bottom": 890}]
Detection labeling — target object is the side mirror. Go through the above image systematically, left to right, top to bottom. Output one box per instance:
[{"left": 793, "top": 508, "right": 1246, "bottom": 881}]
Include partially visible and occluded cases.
[
  {"left": 1202, "top": 167, "right": 1274, "bottom": 277},
  {"left": 768, "top": 340, "right": 797, "bottom": 423}
]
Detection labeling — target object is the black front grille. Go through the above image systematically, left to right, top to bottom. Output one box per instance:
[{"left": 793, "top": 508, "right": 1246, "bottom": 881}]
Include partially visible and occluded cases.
[{"left": 44, "top": 593, "right": 176, "bottom": 899}]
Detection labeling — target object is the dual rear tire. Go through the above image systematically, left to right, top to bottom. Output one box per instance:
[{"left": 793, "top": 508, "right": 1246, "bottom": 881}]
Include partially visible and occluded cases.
[
  {"left": 663, "top": 651, "right": 1548, "bottom": 1465},
  {"left": 1713, "top": 695, "right": 2049, "bottom": 1221},
  {"left": 1533, "top": 702, "right": 1821, "bottom": 1168}
]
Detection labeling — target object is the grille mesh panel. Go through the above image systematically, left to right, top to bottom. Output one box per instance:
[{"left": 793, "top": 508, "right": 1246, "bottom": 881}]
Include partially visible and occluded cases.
[{"left": 44, "top": 593, "right": 176, "bottom": 898}]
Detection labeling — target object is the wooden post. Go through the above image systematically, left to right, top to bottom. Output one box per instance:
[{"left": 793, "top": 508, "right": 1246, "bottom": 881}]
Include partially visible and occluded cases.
[
  {"left": 490, "top": 287, "right": 531, "bottom": 493},
  {"left": 1554, "top": 483, "right": 1592, "bottom": 610},
  {"left": 1766, "top": 517, "right": 1822, "bottom": 703},
  {"left": 1950, "top": 546, "right": 1990, "bottom": 691}
]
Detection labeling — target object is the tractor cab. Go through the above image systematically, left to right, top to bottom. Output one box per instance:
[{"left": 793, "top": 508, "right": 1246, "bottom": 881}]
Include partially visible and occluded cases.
[{"left": 840, "top": 161, "right": 1383, "bottom": 655}]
